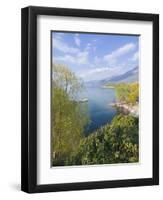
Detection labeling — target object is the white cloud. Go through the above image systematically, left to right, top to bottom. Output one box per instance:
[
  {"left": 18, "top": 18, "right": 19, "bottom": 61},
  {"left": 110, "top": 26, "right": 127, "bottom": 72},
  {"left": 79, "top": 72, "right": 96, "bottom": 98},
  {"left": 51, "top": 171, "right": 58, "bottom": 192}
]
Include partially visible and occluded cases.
[
  {"left": 54, "top": 32, "right": 64, "bottom": 37},
  {"left": 52, "top": 34, "right": 138, "bottom": 82},
  {"left": 53, "top": 34, "right": 89, "bottom": 65},
  {"left": 74, "top": 34, "right": 81, "bottom": 47},
  {"left": 53, "top": 37, "right": 79, "bottom": 54},
  {"left": 85, "top": 42, "right": 97, "bottom": 52},
  {"left": 78, "top": 43, "right": 138, "bottom": 81},
  {"left": 85, "top": 43, "right": 91, "bottom": 51},
  {"left": 104, "top": 43, "right": 136, "bottom": 65},
  {"left": 54, "top": 51, "right": 89, "bottom": 65},
  {"left": 77, "top": 51, "right": 89, "bottom": 64},
  {"left": 130, "top": 51, "right": 139, "bottom": 62},
  {"left": 54, "top": 55, "right": 75, "bottom": 63},
  {"left": 79, "top": 66, "right": 122, "bottom": 81},
  {"left": 89, "top": 67, "right": 110, "bottom": 74}
]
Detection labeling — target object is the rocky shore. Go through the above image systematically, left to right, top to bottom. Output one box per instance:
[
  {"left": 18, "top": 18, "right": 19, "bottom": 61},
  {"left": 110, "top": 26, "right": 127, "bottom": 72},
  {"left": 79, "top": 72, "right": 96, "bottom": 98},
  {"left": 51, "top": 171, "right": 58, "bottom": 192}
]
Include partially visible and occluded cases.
[{"left": 110, "top": 102, "right": 139, "bottom": 117}]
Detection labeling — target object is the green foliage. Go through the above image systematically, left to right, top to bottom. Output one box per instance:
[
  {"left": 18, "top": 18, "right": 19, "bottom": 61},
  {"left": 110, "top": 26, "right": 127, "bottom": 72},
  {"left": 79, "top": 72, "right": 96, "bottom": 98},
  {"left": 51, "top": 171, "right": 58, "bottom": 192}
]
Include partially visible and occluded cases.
[
  {"left": 52, "top": 63, "right": 83, "bottom": 99},
  {"left": 52, "top": 64, "right": 89, "bottom": 166},
  {"left": 52, "top": 64, "right": 139, "bottom": 166},
  {"left": 115, "top": 83, "right": 139, "bottom": 105},
  {"left": 66, "top": 114, "right": 139, "bottom": 165}
]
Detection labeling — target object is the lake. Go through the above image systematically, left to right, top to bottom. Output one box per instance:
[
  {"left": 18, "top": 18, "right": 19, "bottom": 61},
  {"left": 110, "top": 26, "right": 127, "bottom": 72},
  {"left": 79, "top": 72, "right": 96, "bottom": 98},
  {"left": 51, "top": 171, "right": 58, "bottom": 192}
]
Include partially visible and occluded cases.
[{"left": 81, "top": 86, "right": 117, "bottom": 135}]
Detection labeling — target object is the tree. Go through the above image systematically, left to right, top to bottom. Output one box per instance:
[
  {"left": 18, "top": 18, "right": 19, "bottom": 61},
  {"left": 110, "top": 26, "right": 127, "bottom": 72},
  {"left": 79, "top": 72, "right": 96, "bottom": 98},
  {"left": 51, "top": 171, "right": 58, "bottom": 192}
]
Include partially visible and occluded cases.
[
  {"left": 52, "top": 63, "right": 83, "bottom": 99},
  {"left": 52, "top": 64, "right": 89, "bottom": 166},
  {"left": 115, "top": 83, "right": 139, "bottom": 105},
  {"left": 115, "top": 83, "right": 130, "bottom": 103},
  {"left": 128, "top": 83, "right": 139, "bottom": 104},
  {"left": 67, "top": 114, "right": 139, "bottom": 165}
]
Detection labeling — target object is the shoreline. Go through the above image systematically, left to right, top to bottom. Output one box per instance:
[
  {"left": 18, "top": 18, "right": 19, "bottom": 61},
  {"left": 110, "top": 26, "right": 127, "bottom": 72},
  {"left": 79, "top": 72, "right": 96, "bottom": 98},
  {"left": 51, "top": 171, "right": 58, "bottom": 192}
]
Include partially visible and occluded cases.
[
  {"left": 101, "top": 85, "right": 115, "bottom": 89},
  {"left": 110, "top": 102, "right": 139, "bottom": 117}
]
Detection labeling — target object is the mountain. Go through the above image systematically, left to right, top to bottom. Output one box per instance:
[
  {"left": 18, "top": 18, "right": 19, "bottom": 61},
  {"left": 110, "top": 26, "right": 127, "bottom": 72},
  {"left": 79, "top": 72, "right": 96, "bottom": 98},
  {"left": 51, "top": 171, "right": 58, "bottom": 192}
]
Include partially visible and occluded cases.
[
  {"left": 105, "top": 66, "right": 138, "bottom": 83},
  {"left": 85, "top": 67, "right": 138, "bottom": 87}
]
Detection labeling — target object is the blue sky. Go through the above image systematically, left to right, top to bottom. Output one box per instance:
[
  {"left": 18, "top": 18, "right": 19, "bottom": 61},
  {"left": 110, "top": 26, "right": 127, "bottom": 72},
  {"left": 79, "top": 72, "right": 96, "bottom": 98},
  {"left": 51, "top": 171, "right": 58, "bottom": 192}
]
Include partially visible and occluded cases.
[{"left": 52, "top": 32, "right": 139, "bottom": 81}]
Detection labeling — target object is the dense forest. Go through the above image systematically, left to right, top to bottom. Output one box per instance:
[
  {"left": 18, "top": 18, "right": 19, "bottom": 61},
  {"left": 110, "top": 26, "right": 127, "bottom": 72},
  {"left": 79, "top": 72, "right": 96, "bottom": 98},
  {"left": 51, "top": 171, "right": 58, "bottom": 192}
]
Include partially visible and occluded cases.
[{"left": 52, "top": 64, "right": 139, "bottom": 166}]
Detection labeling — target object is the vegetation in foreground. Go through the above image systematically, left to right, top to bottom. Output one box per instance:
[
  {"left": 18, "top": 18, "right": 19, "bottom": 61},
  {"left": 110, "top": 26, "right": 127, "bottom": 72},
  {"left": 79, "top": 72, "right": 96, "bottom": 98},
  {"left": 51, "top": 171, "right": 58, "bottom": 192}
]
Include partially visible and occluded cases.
[
  {"left": 52, "top": 64, "right": 139, "bottom": 166},
  {"left": 52, "top": 64, "right": 89, "bottom": 166},
  {"left": 65, "top": 114, "right": 139, "bottom": 166}
]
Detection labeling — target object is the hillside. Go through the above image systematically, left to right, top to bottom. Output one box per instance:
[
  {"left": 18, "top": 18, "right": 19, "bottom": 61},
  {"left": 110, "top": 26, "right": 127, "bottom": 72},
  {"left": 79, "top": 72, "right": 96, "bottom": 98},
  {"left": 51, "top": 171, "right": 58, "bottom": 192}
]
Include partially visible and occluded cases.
[
  {"left": 85, "top": 66, "right": 138, "bottom": 87},
  {"left": 100, "top": 66, "right": 138, "bottom": 84}
]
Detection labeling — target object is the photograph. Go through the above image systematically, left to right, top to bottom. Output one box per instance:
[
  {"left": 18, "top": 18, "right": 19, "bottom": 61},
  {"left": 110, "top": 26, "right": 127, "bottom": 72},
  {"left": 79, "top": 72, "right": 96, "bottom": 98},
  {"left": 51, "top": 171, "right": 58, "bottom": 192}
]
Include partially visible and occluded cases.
[
  {"left": 21, "top": 6, "right": 159, "bottom": 193},
  {"left": 51, "top": 31, "right": 139, "bottom": 167}
]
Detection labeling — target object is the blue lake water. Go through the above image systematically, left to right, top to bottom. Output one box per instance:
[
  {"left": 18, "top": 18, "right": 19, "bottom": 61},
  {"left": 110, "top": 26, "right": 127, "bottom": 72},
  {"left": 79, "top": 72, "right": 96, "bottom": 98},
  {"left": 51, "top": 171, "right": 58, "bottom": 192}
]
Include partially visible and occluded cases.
[{"left": 81, "top": 86, "right": 117, "bottom": 135}]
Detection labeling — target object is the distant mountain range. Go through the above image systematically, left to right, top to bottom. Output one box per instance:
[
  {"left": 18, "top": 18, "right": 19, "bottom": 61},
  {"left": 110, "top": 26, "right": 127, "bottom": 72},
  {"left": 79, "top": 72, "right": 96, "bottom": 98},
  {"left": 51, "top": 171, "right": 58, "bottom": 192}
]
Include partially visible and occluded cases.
[
  {"left": 102, "top": 66, "right": 138, "bottom": 84},
  {"left": 85, "top": 67, "right": 138, "bottom": 87}
]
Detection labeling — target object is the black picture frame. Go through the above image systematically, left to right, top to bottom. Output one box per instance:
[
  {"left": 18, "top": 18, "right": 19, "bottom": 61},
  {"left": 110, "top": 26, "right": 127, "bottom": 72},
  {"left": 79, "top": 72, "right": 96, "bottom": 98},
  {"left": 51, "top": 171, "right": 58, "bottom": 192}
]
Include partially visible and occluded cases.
[{"left": 21, "top": 6, "right": 159, "bottom": 193}]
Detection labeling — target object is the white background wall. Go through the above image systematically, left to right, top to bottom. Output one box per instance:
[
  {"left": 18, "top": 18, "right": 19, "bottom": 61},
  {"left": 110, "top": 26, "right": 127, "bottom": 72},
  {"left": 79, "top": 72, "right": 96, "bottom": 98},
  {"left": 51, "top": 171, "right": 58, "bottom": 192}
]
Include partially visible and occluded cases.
[{"left": 0, "top": 0, "right": 162, "bottom": 199}]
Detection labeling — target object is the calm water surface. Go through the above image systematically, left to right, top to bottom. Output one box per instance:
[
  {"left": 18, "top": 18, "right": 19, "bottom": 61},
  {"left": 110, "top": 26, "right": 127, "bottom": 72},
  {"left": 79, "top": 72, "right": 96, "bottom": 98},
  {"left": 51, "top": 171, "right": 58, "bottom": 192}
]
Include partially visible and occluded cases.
[{"left": 81, "top": 86, "right": 117, "bottom": 135}]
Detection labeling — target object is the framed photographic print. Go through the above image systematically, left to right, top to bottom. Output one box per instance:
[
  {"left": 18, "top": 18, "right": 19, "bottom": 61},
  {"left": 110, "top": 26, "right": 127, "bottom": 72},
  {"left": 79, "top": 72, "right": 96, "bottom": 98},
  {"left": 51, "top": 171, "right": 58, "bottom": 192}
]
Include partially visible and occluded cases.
[{"left": 21, "top": 6, "right": 159, "bottom": 193}]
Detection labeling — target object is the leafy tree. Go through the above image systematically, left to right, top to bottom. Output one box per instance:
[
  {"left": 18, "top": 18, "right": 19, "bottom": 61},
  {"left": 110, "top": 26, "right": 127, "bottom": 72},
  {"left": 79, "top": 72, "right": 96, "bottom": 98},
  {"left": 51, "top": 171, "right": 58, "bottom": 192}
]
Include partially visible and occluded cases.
[
  {"left": 52, "top": 63, "right": 83, "bottom": 99},
  {"left": 52, "top": 64, "right": 89, "bottom": 166},
  {"left": 115, "top": 83, "right": 139, "bottom": 105},
  {"left": 128, "top": 83, "right": 139, "bottom": 104},
  {"left": 66, "top": 114, "right": 139, "bottom": 165}
]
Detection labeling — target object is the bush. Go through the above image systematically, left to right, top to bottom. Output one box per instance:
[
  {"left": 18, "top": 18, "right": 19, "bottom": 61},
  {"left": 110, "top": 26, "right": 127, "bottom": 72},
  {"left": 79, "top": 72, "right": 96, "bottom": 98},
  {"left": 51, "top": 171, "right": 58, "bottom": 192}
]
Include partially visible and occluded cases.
[{"left": 66, "top": 114, "right": 139, "bottom": 165}]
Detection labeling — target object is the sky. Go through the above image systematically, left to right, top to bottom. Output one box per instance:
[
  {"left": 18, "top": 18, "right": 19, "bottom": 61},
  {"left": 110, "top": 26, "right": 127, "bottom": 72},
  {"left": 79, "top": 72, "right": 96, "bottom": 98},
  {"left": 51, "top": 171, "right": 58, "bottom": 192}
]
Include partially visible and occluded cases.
[{"left": 52, "top": 31, "right": 139, "bottom": 82}]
